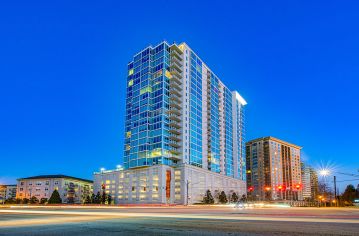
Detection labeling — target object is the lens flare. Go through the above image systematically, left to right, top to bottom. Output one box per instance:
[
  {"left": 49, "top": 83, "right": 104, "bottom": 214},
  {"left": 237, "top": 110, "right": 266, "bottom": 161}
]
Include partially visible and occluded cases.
[{"left": 315, "top": 161, "right": 338, "bottom": 179}]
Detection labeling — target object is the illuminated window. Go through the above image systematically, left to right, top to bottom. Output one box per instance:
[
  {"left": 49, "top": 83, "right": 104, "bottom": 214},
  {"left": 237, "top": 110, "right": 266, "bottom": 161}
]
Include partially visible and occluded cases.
[
  {"left": 128, "top": 69, "right": 134, "bottom": 76},
  {"left": 165, "top": 70, "right": 172, "bottom": 79},
  {"left": 128, "top": 79, "right": 133, "bottom": 86},
  {"left": 140, "top": 86, "right": 152, "bottom": 94},
  {"left": 126, "top": 131, "right": 131, "bottom": 138},
  {"left": 150, "top": 148, "right": 162, "bottom": 157}
]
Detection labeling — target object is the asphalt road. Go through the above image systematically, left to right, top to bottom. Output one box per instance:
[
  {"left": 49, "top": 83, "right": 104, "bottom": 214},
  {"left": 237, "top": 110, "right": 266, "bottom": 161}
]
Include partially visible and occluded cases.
[{"left": 0, "top": 206, "right": 358, "bottom": 235}]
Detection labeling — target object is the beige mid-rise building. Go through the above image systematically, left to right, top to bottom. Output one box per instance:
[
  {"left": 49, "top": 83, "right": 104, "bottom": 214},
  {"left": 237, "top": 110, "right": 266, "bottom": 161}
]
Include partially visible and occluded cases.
[
  {"left": 246, "top": 137, "right": 302, "bottom": 201},
  {"left": 301, "top": 163, "right": 319, "bottom": 201},
  {"left": 16, "top": 175, "right": 93, "bottom": 203},
  {"left": 0, "top": 185, "right": 16, "bottom": 203}
]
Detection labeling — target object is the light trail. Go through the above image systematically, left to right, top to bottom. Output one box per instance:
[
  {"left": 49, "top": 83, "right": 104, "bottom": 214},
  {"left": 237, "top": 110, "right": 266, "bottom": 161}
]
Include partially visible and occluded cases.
[{"left": 1, "top": 209, "right": 358, "bottom": 224}]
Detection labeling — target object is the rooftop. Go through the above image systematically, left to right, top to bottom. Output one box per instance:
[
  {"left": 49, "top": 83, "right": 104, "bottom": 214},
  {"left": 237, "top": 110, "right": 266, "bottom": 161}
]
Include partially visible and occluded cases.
[
  {"left": 246, "top": 136, "right": 302, "bottom": 149},
  {"left": 17, "top": 175, "right": 93, "bottom": 183}
]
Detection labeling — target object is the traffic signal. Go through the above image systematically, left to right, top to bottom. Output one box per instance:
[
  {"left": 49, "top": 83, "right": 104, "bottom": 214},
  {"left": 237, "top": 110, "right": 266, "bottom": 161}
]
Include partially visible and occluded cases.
[{"left": 277, "top": 185, "right": 286, "bottom": 191}]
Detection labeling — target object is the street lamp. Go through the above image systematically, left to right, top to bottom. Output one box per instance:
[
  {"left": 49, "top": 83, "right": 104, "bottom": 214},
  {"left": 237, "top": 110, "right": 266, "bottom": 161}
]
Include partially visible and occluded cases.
[
  {"left": 318, "top": 168, "right": 337, "bottom": 206},
  {"left": 319, "top": 169, "right": 330, "bottom": 177},
  {"left": 248, "top": 186, "right": 254, "bottom": 201},
  {"left": 264, "top": 187, "right": 271, "bottom": 201},
  {"left": 318, "top": 195, "right": 323, "bottom": 207}
]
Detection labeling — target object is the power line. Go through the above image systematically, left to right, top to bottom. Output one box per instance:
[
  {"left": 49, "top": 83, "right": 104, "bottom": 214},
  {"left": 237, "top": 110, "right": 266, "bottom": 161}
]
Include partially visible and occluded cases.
[
  {"left": 335, "top": 172, "right": 359, "bottom": 178},
  {"left": 334, "top": 178, "right": 359, "bottom": 183}
]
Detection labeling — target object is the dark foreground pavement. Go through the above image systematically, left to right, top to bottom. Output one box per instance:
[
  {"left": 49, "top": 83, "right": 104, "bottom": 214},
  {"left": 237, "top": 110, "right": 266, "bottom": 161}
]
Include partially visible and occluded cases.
[{"left": 0, "top": 206, "right": 358, "bottom": 236}]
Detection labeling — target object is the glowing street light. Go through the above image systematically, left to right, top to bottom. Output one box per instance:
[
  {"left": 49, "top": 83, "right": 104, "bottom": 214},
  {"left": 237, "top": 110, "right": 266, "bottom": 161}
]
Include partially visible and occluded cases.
[{"left": 319, "top": 169, "right": 330, "bottom": 177}]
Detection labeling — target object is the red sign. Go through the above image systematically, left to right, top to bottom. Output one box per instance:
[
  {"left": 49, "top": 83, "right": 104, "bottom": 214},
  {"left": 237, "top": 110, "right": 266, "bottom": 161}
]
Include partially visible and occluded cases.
[{"left": 166, "top": 170, "right": 171, "bottom": 199}]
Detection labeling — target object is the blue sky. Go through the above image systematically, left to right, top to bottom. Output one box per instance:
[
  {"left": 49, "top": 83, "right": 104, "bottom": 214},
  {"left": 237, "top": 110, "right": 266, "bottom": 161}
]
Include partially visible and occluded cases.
[{"left": 0, "top": 1, "right": 358, "bottom": 191}]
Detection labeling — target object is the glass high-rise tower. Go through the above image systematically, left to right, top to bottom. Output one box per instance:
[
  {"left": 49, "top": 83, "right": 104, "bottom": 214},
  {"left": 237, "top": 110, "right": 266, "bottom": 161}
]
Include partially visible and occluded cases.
[{"left": 123, "top": 41, "right": 247, "bottom": 180}]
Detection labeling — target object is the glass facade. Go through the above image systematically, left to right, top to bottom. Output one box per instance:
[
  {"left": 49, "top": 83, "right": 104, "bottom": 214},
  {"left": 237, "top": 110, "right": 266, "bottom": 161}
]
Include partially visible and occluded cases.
[
  {"left": 124, "top": 41, "right": 246, "bottom": 180},
  {"left": 124, "top": 42, "right": 175, "bottom": 169},
  {"left": 188, "top": 53, "right": 203, "bottom": 167},
  {"left": 208, "top": 73, "right": 220, "bottom": 173},
  {"left": 224, "top": 87, "right": 234, "bottom": 177},
  {"left": 234, "top": 96, "right": 246, "bottom": 180}
]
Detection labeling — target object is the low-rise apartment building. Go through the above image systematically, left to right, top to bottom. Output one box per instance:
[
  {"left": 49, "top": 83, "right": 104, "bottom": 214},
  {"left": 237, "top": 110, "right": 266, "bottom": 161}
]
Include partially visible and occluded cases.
[
  {"left": 16, "top": 175, "right": 93, "bottom": 203},
  {"left": 0, "top": 185, "right": 16, "bottom": 203}
]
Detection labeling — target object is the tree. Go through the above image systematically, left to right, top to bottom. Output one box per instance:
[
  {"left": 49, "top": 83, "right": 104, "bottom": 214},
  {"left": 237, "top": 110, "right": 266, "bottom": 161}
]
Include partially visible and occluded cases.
[
  {"left": 318, "top": 182, "right": 332, "bottom": 196},
  {"left": 341, "top": 184, "right": 356, "bottom": 204},
  {"left": 48, "top": 190, "right": 62, "bottom": 204},
  {"left": 202, "top": 190, "right": 214, "bottom": 204},
  {"left": 214, "top": 190, "right": 220, "bottom": 203},
  {"left": 94, "top": 191, "right": 101, "bottom": 204},
  {"left": 101, "top": 191, "right": 107, "bottom": 204},
  {"left": 219, "top": 191, "right": 228, "bottom": 204},
  {"left": 231, "top": 192, "right": 239, "bottom": 203},
  {"left": 90, "top": 193, "right": 95, "bottom": 204},
  {"left": 107, "top": 194, "right": 112, "bottom": 205},
  {"left": 240, "top": 194, "right": 247, "bottom": 202},
  {"left": 84, "top": 195, "right": 91, "bottom": 204},
  {"left": 30, "top": 196, "right": 39, "bottom": 204},
  {"left": 67, "top": 196, "right": 74, "bottom": 204},
  {"left": 4, "top": 198, "right": 15, "bottom": 204},
  {"left": 15, "top": 198, "right": 22, "bottom": 204},
  {"left": 22, "top": 198, "right": 29, "bottom": 204},
  {"left": 40, "top": 198, "right": 48, "bottom": 204}
]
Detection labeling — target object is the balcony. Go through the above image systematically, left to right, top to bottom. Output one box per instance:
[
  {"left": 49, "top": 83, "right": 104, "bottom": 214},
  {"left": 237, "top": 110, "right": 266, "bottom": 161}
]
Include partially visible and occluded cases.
[
  {"left": 170, "top": 49, "right": 182, "bottom": 61},
  {"left": 171, "top": 59, "right": 183, "bottom": 72},
  {"left": 170, "top": 68, "right": 181, "bottom": 78},
  {"left": 170, "top": 80, "right": 181, "bottom": 91},
  {"left": 170, "top": 88, "right": 182, "bottom": 97},
  {"left": 170, "top": 95, "right": 181, "bottom": 103},
  {"left": 170, "top": 101, "right": 181, "bottom": 110},
  {"left": 168, "top": 108, "right": 181, "bottom": 116},
  {"left": 170, "top": 121, "right": 181, "bottom": 129},
  {"left": 169, "top": 128, "right": 181, "bottom": 135},
  {"left": 169, "top": 135, "right": 181, "bottom": 142},
  {"left": 169, "top": 141, "right": 181, "bottom": 148},
  {"left": 169, "top": 149, "right": 181, "bottom": 156}
]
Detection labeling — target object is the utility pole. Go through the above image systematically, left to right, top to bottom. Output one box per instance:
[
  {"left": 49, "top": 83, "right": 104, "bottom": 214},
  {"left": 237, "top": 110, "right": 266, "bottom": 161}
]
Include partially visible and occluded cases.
[
  {"left": 334, "top": 175, "right": 337, "bottom": 207},
  {"left": 186, "top": 180, "right": 189, "bottom": 206}
]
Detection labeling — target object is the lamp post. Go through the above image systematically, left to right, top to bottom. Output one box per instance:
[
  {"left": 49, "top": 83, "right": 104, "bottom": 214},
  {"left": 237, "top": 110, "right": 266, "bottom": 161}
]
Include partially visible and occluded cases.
[
  {"left": 318, "top": 169, "right": 337, "bottom": 207},
  {"left": 333, "top": 175, "right": 337, "bottom": 207},
  {"left": 186, "top": 180, "right": 189, "bottom": 206},
  {"left": 248, "top": 186, "right": 254, "bottom": 201},
  {"left": 264, "top": 186, "right": 271, "bottom": 201},
  {"left": 318, "top": 195, "right": 323, "bottom": 207}
]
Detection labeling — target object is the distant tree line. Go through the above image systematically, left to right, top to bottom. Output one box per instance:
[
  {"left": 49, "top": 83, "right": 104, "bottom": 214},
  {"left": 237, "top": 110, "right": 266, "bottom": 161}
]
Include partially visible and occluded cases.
[
  {"left": 4, "top": 189, "right": 113, "bottom": 205},
  {"left": 202, "top": 189, "right": 246, "bottom": 204}
]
